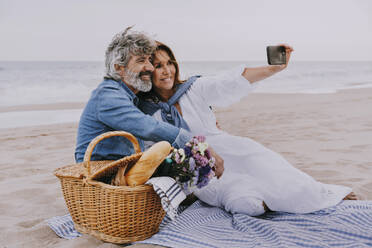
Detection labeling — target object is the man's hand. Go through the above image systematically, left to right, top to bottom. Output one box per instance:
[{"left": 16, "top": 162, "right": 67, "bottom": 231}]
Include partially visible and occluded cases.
[{"left": 209, "top": 146, "right": 224, "bottom": 178}]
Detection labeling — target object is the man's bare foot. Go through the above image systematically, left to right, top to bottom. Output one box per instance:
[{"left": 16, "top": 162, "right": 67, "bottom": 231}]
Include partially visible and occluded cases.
[{"left": 343, "top": 192, "right": 358, "bottom": 200}]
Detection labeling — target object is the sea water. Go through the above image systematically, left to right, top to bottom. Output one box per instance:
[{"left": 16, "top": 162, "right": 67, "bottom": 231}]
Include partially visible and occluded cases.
[{"left": 1, "top": 61, "right": 372, "bottom": 128}]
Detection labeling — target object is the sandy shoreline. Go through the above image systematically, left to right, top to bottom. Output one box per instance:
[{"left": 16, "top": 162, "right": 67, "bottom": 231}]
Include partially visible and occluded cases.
[
  {"left": 0, "top": 88, "right": 371, "bottom": 247},
  {"left": 0, "top": 102, "right": 85, "bottom": 113}
]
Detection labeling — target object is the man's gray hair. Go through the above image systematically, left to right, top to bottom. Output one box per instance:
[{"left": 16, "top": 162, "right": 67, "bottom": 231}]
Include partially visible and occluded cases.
[{"left": 104, "top": 26, "right": 156, "bottom": 81}]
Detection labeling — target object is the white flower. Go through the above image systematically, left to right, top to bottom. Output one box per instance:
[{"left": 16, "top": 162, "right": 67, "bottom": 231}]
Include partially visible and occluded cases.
[
  {"left": 198, "top": 142, "right": 208, "bottom": 156},
  {"left": 178, "top": 148, "right": 186, "bottom": 162}
]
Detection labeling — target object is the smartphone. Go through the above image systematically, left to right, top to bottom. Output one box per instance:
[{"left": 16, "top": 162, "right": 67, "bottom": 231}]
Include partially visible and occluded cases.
[{"left": 266, "top": 46, "right": 286, "bottom": 65}]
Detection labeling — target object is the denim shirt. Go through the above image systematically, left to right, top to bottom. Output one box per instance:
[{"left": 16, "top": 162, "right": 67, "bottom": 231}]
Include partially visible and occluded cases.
[{"left": 74, "top": 78, "right": 192, "bottom": 163}]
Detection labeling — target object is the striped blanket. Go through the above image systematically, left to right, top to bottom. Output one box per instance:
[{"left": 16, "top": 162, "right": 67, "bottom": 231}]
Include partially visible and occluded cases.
[
  {"left": 48, "top": 200, "right": 372, "bottom": 247},
  {"left": 138, "top": 200, "right": 372, "bottom": 248}
]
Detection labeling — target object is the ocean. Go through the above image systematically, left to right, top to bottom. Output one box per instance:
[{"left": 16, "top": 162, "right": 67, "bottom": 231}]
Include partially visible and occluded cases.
[{"left": 1, "top": 61, "right": 372, "bottom": 128}]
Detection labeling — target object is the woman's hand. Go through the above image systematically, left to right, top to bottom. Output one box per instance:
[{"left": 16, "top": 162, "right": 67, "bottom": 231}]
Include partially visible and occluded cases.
[
  {"left": 242, "top": 44, "right": 294, "bottom": 84},
  {"left": 270, "top": 44, "right": 294, "bottom": 73},
  {"left": 209, "top": 146, "right": 224, "bottom": 178}
]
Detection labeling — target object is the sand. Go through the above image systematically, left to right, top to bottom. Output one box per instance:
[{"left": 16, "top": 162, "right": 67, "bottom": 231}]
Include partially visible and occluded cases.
[{"left": 0, "top": 88, "right": 371, "bottom": 247}]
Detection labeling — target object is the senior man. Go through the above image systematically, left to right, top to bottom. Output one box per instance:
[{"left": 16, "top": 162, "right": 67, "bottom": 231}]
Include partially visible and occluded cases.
[{"left": 74, "top": 27, "right": 223, "bottom": 178}]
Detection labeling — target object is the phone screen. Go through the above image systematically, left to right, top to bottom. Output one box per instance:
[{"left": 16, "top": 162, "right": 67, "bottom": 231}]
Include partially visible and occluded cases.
[{"left": 267, "top": 46, "right": 286, "bottom": 65}]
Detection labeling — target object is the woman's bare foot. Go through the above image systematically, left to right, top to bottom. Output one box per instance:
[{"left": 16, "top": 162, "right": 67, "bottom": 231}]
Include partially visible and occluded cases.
[{"left": 343, "top": 192, "right": 358, "bottom": 200}]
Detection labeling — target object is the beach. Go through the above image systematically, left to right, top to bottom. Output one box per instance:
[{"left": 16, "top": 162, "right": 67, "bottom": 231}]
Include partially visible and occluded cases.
[{"left": 1, "top": 88, "right": 371, "bottom": 247}]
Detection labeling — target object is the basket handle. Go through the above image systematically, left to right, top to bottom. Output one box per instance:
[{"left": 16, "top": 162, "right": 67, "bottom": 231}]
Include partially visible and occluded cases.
[{"left": 83, "top": 131, "right": 141, "bottom": 176}]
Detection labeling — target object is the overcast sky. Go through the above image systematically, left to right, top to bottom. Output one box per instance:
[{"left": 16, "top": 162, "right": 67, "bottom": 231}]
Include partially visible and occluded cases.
[{"left": 1, "top": 0, "right": 371, "bottom": 61}]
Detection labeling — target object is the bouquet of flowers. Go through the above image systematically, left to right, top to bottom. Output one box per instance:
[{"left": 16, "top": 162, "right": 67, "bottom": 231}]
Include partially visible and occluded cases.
[{"left": 163, "top": 136, "right": 216, "bottom": 194}]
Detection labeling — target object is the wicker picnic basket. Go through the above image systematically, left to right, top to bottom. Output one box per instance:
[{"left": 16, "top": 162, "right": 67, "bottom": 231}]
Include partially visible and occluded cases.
[{"left": 54, "top": 131, "right": 166, "bottom": 244}]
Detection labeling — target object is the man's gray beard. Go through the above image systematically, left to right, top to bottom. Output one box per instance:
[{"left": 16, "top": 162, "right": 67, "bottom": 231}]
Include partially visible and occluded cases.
[{"left": 123, "top": 68, "right": 152, "bottom": 92}]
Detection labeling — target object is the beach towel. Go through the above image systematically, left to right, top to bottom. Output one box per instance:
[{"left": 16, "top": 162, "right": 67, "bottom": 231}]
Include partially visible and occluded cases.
[{"left": 48, "top": 200, "right": 372, "bottom": 247}]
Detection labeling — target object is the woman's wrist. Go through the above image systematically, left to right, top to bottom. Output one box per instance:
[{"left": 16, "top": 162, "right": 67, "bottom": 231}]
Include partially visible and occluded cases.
[
  {"left": 268, "top": 64, "right": 284, "bottom": 74},
  {"left": 242, "top": 65, "right": 285, "bottom": 84}
]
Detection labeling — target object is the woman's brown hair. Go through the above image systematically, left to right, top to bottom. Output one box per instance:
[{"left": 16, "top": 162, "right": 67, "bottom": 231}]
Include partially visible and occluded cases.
[
  {"left": 138, "top": 41, "right": 183, "bottom": 102},
  {"left": 153, "top": 41, "right": 182, "bottom": 85}
]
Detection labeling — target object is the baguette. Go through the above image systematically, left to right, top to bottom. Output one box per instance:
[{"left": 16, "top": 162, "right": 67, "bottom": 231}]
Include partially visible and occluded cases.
[
  {"left": 125, "top": 141, "right": 172, "bottom": 186},
  {"left": 111, "top": 166, "right": 128, "bottom": 186}
]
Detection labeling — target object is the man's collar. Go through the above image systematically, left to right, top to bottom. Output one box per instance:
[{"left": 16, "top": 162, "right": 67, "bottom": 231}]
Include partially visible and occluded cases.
[{"left": 118, "top": 80, "right": 139, "bottom": 105}]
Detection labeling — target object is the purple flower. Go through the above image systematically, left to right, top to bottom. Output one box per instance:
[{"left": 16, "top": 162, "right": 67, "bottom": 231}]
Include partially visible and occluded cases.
[
  {"left": 196, "top": 136, "right": 206, "bottom": 143},
  {"left": 191, "top": 144, "right": 199, "bottom": 154},
  {"left": 184, "top": 146, "right": 192, "bottom": 157},
  {"left": 204, "top": 149, "right": 211, "bottom": 160},
  {"left": 174, "top": 152, "right": 181, "bottom": 164},
  {"left": 192, "top": 152, "right": 200, "bottom": 160},
  {"left": 193, "top": 153, "right": 203, "bottom": 166},
  {"left": 195, "top": 155, "right": 209, "bottom": 167},
  {"left": 189, "top": 157, "right": 196, "bottom": 171},
  {"left": 202, "top": 157, "right": 210, "bottom": 166},
  {"left": 199, "top": 165, "right": 211, "bottom": 177},
  {"left": 193, "top": 169, "right": 199, "bottom": 178},
  {"left": 207, "top": 170, "right": 215, "bottom": 179},
  {"left": 189, "top": 176, "right": 198, "bottom": 188},
  {"left": 197, "top": 177, "right": 210, "bottom": 188}
]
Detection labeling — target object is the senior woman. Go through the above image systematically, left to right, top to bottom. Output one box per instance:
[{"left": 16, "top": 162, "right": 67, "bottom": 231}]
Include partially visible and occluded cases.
[{"left": 138, "top": 42, "right": 356, "bottom": 216}]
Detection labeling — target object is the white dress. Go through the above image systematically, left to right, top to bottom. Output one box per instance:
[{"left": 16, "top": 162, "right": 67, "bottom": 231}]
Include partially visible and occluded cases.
[{"left": 146, "top": 65, "right": 352, "bottom": 216}]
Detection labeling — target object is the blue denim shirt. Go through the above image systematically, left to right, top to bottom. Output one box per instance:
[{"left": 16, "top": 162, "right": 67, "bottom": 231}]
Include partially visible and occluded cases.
[{"left": 75, "top": 79, "right": 192, "bottom": 162}]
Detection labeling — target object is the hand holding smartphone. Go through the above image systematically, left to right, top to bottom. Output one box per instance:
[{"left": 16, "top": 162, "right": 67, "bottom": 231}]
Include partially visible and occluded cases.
[{"left": 266, "top": 46, "right": 286, "bottom": 65}]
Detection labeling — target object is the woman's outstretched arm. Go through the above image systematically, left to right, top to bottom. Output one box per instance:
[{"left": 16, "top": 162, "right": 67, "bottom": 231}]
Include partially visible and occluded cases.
[{"left": 242, "top": 44, "right": 294, "bottom": 84}]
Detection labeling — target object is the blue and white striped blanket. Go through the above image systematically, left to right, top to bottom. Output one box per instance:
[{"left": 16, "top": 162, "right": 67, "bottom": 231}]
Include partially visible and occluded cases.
[
  {"left": 48, "top": 200, "right": 372, "bottom": 247},
  {"left": 139, "top": 200, "right": 372, "bottom": 248},
  {"left": 47, "top": 214, "right": 82, "bottom": 240}
]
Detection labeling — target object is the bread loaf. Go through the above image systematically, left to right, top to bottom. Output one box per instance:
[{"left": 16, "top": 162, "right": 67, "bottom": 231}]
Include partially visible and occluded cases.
[
  {"left": 125, "top": 141, "right": 172, "bottom": 186},
  {"left": 111, "top": 166, "right": 128, "bottom": 186}
]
